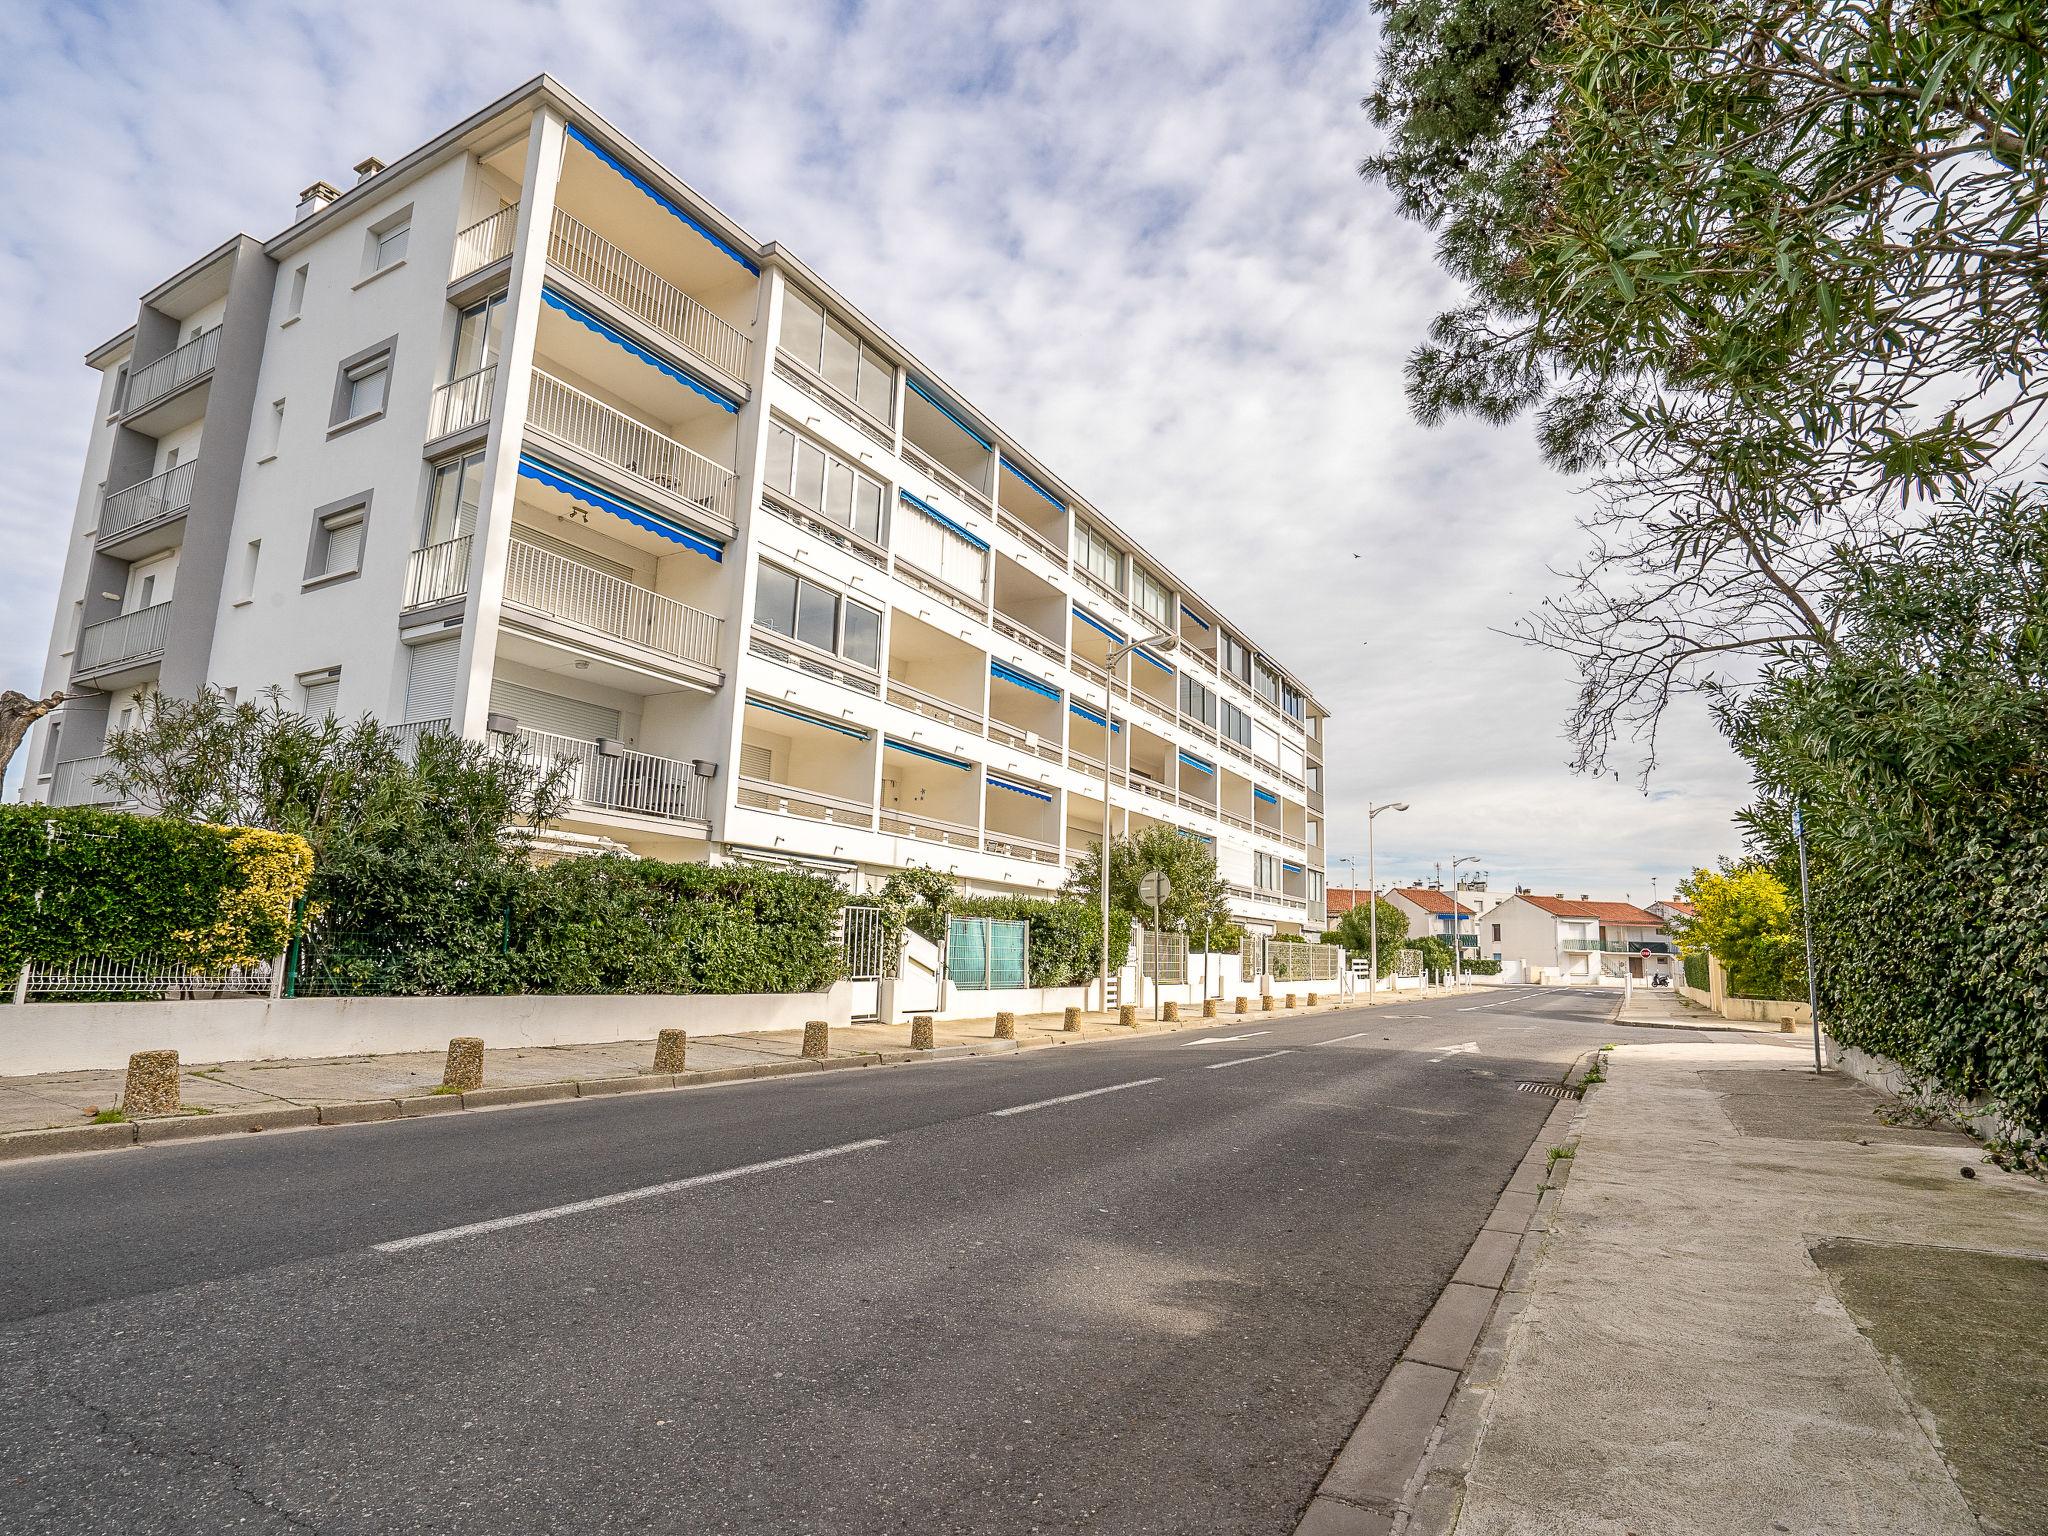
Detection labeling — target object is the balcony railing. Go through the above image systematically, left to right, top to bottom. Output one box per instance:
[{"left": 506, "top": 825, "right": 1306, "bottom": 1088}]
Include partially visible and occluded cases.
[
  {"left": 451, "top": 205, "right": 518, "bottom": 280},
  {"left": 549, "top": 208, "right": 752, "bottom": 382},
  {"left": 125, "top": 328, "right": 220, "bottom": 415},
  {"left": 429, "top": 363, "right": 496, "bottom": 440},
  {"left": 526, "top": 369, "right": 737, "bottom": 525},
  {"left": 899, "top": 443, "right": 991, "bottom": 512},
  {"left": 99, "top": 460, "right": 197, "bottom": 542},
  {"left": 995, "top": 508, "right": 1067, "bottom": 566},
  {"left": 404, "top": 536, "right": 472, "bottom": 609},
  {"left": 504, "top": 538, "right": 722, "bottom": 670},
  {"left": 76, "top": 603, "right": 172, "bottom": 677},
  {"left": 991, "top": 613, "right": 1064, "bottom": 664},
  {"left": 886, "top": 678, "right": 982, "bottom": 733},
  {"left": 988, "top": 718, "right": 1062, "bottom": 763},
  {"left": 390, "top": 719, "right": 452, "bottom": 762},
  {"left": 518, "top": 729, "right": 711, "bottom": 824},
  {"left": 50, "top": 755, "right": 122, "bottom": 807},
  {"left": 737, "top": 776, "right": 873, "bottom": 828},
  {"left": 881, "top": 808, "right": 980, "bottom": 849},
  {"left": 984, "top": 830, "right": 1061, "bottom": 865},
  {"left": 1563, "top": 938, "right": 1676, "bottom": 954}
]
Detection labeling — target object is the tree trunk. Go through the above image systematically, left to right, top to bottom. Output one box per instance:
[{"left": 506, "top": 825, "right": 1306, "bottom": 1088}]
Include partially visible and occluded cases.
[{"left": 0, "top": 690, "right": 64, "bottom": 784}]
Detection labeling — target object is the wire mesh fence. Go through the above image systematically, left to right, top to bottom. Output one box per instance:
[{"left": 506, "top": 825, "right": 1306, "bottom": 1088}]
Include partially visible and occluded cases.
[{"left": 9, "top": 955, "right": 277, "bottom": 1004}]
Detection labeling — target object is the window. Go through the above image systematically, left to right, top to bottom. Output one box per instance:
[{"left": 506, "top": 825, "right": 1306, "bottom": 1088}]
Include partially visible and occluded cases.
[
  {"left": 365, "top": 211, "right": 411, "bottom": 275},
  {"left": 285, "top": 264, "right": 308, "bottom": 323},
  {"left": 778, "top": 288, "right": 895, "bottom": 422},
  {"left": 449, "top": 293, "right": 505, "bottom": 377},
  {"left": 329, "top": 337, "right": 397, "bottom": 433},
  {"left": 110, "top": 364, "right": 128, "bottom": 417},
  {"left": 763, "top": 420, "right": 885, "bottom": 544},
  {"left": 164, "top": 447, "right": 180, "bottom": 472},
  {"left": 423, "top": 449, "right": 486, "bottom": 545},
  {"left": 305, "top": 493, "right": 371, "bottom": 585},
  {"left": 1074, "top": 523, "right": 1122, "bottom": 590},
  {"left": 234, "top": 540, "right": 261, "bottom": 605},
  {"left": 754, "top": 564, "right": 883, "bottom": 671},
  {"left": 1133, "top": 567, "right": 1171, "bottom": 628},
  {"left": 1220, "top": 632, "right": 1252, "bottom": 686},
  {"left": 1255, "top": 659, "right": 1283, "bottom": 707},
  {"left": 299, "top": 669, "right": 341, "bottom": 719},
  {"left": 1179, "top": 673, "right": 1216, "bottom": 728},
  {"left": 1281, "top": 682, "right": 1305, "bottom": 721},
  {"left": 1220, "top": 699, "right": 1251, "bottom": 748},
  {"left": 38, "top": 718, "right": 60, "bottom": 776},
  {"left": 1307, "top": 763, "right": 1321, "bottom": 795},
  {"left": 1255, "top": 852, "right": 1283, "bottom": 891},
  {"left": 1308, "top": 870, "right": 1324, "bottom": 902},
  {"left": 1492, "top": 922, "right": 1502, "bottom": 943}
]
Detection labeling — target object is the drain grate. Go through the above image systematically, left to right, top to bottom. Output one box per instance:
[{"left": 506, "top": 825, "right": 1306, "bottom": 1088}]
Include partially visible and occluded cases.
[{"left": 1517, "top": 1080, "right": 1584, "bottom": 1099}]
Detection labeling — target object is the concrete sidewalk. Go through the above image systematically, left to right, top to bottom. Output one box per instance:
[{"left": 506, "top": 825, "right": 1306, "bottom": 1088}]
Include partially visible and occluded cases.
[
  {"left": 1609, "top": 985, "right": 1784, "bottom": 1035},
  {"left": 1422, "top": 1036, "right": 2048, "bottom": 1536}
]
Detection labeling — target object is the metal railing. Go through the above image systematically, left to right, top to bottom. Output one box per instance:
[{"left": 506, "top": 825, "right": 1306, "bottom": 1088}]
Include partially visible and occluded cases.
[
  {"left": 451, "top": 204, "right": 518, "bottom": 280},
  {"left": 550, "top": 208, "right": 751, "bottom": 381},
  {"left": 124, "top": 328, "right": 220, "bottom": 414},
  {"left": 773, "top": 359, "right": 894, "bottom": 452},
  {"left": 429, "top": 363, "right": 496, "bottom": 440},
  {"left": 526, "top": 369, "right": 737, "bottom": 524},
  {"left": 99, "top": 460, "right": 198, "bottom": 543},
  {"left": 761, "top": 489, "right": 887, "bottom": 570},
  {"left": 404, "top": 536, "right": 472, "bottom": 609},
  {"left": 505, "top": 538, "right": 722, "bottom": 669},
  {"left": 76, "top": 603, "right": 172, "bottom": 677},
  {"left": 886, "top": 678, "right": 982, "bottom": 732},
  {"left": 389, "top": 719, "right": 452, "bottom": 761},
  {"left": 517, "top": 729, "right": 711, "bottom": 823},
  {"left": 49, "top": 755, "right": 121, "bottom": 807},
  {"left": 736, "top": 776, "right": 873, "bottom": 828},
  {"left": 881, "top": 808, "right": 980, "bottom": 848},
  {"left": 840, "top": 904, "right": 891, "bottom": 981},
  {"left": 1562, "top": 938, "right": 1675, "bottom": 954},
  {"left": 14, "top": 954, "right": 276, "bottom": 1002}
]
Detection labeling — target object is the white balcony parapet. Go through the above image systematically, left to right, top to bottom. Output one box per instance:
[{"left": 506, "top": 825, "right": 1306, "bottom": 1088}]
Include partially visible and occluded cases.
[
  {"left": 451, "top": 205, "right": 518, "bottom": 280},
  {"left": 548, "top": 208, "right": 752, "bottom": 382},
  {"left": 125, "top": 329, "right": 220, "bottom": 415},
  {"left": 429, "top": 363, "right": 495, "bottom": 440},
  {"left": 526, "top": 369, "right": 737, "bottom": 525},
  {"left": 900, "top": 443, "right": 991, "bottom": 513},
  {"left": 99, "top": 460, "right": 197, "bottom": 542},
  {"left": 403, "top": 536, "right": 472, "bottom": 610},
  {"left": 504, "top": 538, "right": 722, "bottom": 670},
  {"left": 76, "top": 603, "right": 172, "bottom": 677},
  {"left": 992, "top": 613, "right": 1064, "bottom": 664},
  {"left": 886, "top": 678, "right": 982, "bottom": 733},
  {"left": 987, "top": 718, "right": 1062, "bottom": 763},
  {"left": 389, "top": 719, "right": 452, "bottom": 761},
  {"left": 518, "top": 729, "right": 712, "bottom": 824},
  {"left": 50, "top": 755, "right": 122, "bottom": 807},
  {"left": 737, "top": 776, "right": 873, "bottom": 829},
  {"left": 881, "top": 808, "right": 980, "bottom": 848},
  {"left": 984, "top": 831, "right": 1061, "bottom": 865}
]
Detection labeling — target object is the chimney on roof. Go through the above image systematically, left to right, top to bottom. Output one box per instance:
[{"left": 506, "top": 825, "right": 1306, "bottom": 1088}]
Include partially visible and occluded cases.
[
  {"left": 352, "top": 156, "right": 386, "bottom": 185},
  {"left": 296, "top": 180, "right": 341, "bottom": 221},
  {"left": 1581, "top": 893, "right": 1590, "bottom": 901}
]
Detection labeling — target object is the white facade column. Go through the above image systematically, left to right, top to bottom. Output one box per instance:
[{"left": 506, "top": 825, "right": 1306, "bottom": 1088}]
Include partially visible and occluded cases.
[{"left": 451, "top": 109, "right": 566, "bottom": 739}]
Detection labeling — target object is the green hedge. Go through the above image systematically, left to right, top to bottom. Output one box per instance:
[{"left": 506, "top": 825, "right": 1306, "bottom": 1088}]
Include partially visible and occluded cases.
[
  {"left": 0, "top": 806, "right": 240, "bottom": 973},
  {"left": 907, "top": 894, "right": 1128, "bottom": 988},
  {"left": 1682, "top": 951, "right": 1709, "bottom": 991},
  {"left": 1462, "top": 957, "right": 1502, "bottom": 975}
]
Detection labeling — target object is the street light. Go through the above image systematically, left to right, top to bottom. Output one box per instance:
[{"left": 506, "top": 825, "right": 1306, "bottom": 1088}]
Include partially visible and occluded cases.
[
  {"left": 1097, "top": 627, "right": 1179, "bottom": 1013},
  {"left": 1366, "top": 801, "right": 1408, "bottom": 1000},
  {"left": 1449, "top": 854, "right": 1481, "bottom": 987}
]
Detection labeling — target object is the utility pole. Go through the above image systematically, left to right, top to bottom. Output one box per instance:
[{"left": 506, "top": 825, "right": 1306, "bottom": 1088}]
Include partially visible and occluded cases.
[
  {"left": 1097, "top": 627, "right": 1178, "bottom": 1013},
  {"left": 1366, "top": 802, "right": 1408, "bottom": 998},
  {"left": 1795, "top": 802, "right": 1822, "bottom": 1074},
  {"left": 1450, "top": 854, "right": 1480, "bottom": 987}
]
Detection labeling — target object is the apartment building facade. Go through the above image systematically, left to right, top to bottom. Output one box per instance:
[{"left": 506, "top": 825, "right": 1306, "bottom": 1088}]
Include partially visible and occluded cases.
[{"left": 22, "top": 78, "right": 1330, "bottom": 932}]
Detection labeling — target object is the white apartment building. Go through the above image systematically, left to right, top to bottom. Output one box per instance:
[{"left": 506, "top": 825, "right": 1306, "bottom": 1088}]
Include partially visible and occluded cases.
[{"left": 22, "top": 77, "right": 1330, "bottom": 933}]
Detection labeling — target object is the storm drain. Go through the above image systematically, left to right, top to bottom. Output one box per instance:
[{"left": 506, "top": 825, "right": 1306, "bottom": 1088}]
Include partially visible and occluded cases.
[{"left": 1516, "top": 1080, "right": 1584, "bottom": 1099}]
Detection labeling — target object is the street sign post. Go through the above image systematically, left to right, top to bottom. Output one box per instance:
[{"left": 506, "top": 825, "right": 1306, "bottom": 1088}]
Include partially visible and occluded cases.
[{"left": 1139, "top": 872, "right": 1171, "bottom": 1019}]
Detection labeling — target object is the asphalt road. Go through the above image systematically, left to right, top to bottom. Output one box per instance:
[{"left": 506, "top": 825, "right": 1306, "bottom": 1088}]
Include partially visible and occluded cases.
[{"left": 0, "top": 986, "right": 1649, "bottom": 1534}]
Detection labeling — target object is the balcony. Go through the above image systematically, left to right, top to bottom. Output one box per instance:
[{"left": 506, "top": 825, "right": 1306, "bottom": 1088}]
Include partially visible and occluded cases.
[
  {"left": 451, "top": 205, "right": 517, "bottom": 281},
  {"left": 548, "top": 208, "right": 751, "bottom": 385},
  {"left": 124, "top": 328, "right": 220, "bottom": 417},
  {"left": 429, "top": 363, "right": 496, "bottom": 442},
  {"left": 526, "top": 369, "right": 737, "bottom": 527},
  {"left": 99, "top": 460, "right": 197, "bottom": 546},
  {"left": 404, "top": 536, "right": 472, "bottom": 610},
  {"left": 503, "top": 538, "right": 722, "bottom": 673},
  {"left": 75, "top": 603, "right": 172, "bottom": 681},
  {"left": 519, "top": 729, "right": 712, "bottom": 825},
  {"left": 50, "top": 755, "right": 122, "bottom": 807},
  {"left": 736, "top": 777, "right": 873, "bottom": 828},
  {"left": 880, "top": 807, "right": 980, "bottom": 850},
  {"left": 1563, "top": 938, "right": 1676, "bottom": 954}
]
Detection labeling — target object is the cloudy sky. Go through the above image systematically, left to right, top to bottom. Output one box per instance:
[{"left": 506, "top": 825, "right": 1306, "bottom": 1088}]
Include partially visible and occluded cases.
[{"left": 0, "top": 0, "right": 1751, "bottom": 902}]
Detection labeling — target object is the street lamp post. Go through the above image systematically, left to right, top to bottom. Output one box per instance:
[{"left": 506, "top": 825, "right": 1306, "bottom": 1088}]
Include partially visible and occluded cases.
[
  {"left": 1097, "top": 627, "right": 1178, "bottom": 1013},
  {"left": 1366, "top": 801, "right": 1408, "bottom": 999},
  {"left": 1450, "top": 854, "right": 1480, "bottom": 987}
]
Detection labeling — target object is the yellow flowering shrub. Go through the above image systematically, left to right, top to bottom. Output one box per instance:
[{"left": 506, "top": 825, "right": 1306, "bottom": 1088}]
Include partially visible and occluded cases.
[{"left": 174, "top": 826, "right": 313, "bottom": 969}]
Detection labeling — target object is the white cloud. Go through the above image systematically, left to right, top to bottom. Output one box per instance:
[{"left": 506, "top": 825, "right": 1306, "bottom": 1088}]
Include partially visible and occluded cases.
[{"left": 0, "top": 0, "right": 1752, "bottom": 889}]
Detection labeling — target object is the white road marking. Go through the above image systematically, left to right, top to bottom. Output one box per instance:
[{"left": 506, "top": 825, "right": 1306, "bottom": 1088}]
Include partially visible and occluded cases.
[
  {"left": 1456, "top": 991, "right": 1546, "bottom": 1011},
  {"left": 1314, "top": 1030, "right": 1380, "bottom": 1046},
  {"left": 1184, "top": 1032, "right": 1270, "bottom": 1045},
  {"left": 1429, "top": 1042, "right": 1480, "bottom": 1062},
  {"left": 1203, "top": 1050, "right": 1294, "bottom": 1070},
  {"left": 989, "top": 1078, "right": 1163, "bottom": 1117},
  {"left": 374, "top": 1138, "right": 890, "bottom": 1253}
]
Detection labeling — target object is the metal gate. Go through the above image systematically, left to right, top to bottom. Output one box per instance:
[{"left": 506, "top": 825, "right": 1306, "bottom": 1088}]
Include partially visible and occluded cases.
[
  {"left": 840, "top": 905, "right": 888, "bottom": 1020},
  {"left": 946, "top": 916, "right": 1029, "bottom": 990},
  {"left": 1138, "top": 930, "right": 1188, "bottom": 985}
]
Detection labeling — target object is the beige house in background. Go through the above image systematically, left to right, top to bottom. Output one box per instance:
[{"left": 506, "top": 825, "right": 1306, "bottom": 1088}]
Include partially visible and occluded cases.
[{"left": 1480, "top": 894, "right": 1674, "bottom": 983}]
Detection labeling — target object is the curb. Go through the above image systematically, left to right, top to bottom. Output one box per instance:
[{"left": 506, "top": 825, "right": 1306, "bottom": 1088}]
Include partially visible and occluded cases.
[
  {"left": 0, "top": 1008, "right": 1334, "bottom": 1165},
  {"left": 1294, "top": 1078, "right": 1584, "bottom": 1535}
]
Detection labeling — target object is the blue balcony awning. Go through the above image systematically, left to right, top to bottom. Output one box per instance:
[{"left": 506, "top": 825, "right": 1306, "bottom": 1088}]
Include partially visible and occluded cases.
[
  {"left": 564, "top": 124, "right": 759, "bottom": 275},
  {"left": 540, "top": 286, "right": 738, "bottom": 412},
  {"left": 906, "top": 377, "right": 991, "bottom": 449},
  {"left": 517, "top": 453, "right": 723, "bottom": 561},
  {"left": 999, "top": 455, "right": 1064, "bottom": 512},
  {"left": 900, "top": 489, "right": 988, "bottom": 550},
  {"left": 1179, "top": 604, "right": 1210, "bottom": 630},
  {"left": 1074, "top": 607, "right": 1124, "bottom": 645},
  {"left": 1135, "top": 647, "right": 1174, "bottom": 675},
  {"left": 991, "top": 659, "right": 1060, "bottom": 701},
  {"left": 746, "top": 698, "right": 869, "bottom": 740},
  {"left": 1069, "top": 701, "right": 1120, "bottom": 733},
  {"left": 886, "top": 739, "right": 972, "bottom": 770},
  {"left": 1177, "top": 750, "right": 1214, "bottom": 775},
  {"left": 988, "top": 775, "right": 1052, "bottom": 803},
  {"left": 1253, "top": 786, "right": 1278, "bottom": 805},
  {"left": 1284, "top": 862, "right": 1303, "bottom": 874}
]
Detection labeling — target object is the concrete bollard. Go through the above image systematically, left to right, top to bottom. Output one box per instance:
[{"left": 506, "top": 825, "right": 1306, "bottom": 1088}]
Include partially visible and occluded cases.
[
  {"left": 1307, "top": 992, "right": 1318, "bottom": 1007},
  {"left": 1285, "top": 993, "right": 1297, "bottom": 1009},
  {"left": 1261, "top": 995, "right": 1275, "bottom": 1012},
  {"left": 1235, "top": 996, "right": 1249, "bottom": 1016},
  {"left": 1202, "top": 998, "right": 1218, "bottom": 1019},
  {"left": 1163, "top": 1001, "right": 1181, "bottom": 1022},
  {"left": 1117, "top": 1004, "right": 1137, "bottom": 1028},
  {"left": 1063, "top": 1006, "right": 1082, "bottom": 1032},
  {"left": 994, "top": 1011, "right": 1016, "bottom": 1040},
  {"left": 911, "top": 1015, "right": 935, "bottom": 1050},
  {"left": 802, "top": 1019, "right": 830, "bottom": 1059},
  {"left": 1780, "top": 1020, "right": 1796, "bottom": 1034},
  {"left": 653, "top": 1028, "right": 688, "bottom": 1074},
  {"left": 442, "top": 1037, "right": 485, "bottom": 1093},
  {"left": 121, "top": 1050, "right": 180, "bottom": 1116}
]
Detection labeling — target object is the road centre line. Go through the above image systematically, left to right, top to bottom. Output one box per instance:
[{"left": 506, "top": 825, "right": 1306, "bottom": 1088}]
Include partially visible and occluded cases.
[
  {"left": 1456, "top": 991, "right": 1546, "bottom": 1011},
  {"left": 1314, "top": 1030, "right": 1380, "bottom": 1046},
  {"left": 1203, "top": 1051, "right": 1293, "bottom": 1070},
  {"left": 989, "top": 1078, "right": 1163, "bottom": 1117},
  {"left": 374, "top": 1138, "right": 890, "bottom": 1253}
]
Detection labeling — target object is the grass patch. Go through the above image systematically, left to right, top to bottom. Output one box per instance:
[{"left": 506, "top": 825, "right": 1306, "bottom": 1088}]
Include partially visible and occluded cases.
[
  {"left": 428, "top": 1083, "right": 461, "bottom": 1095},
  {"left": 90, "top": 1108, "right": 127, "bottom": 1125},
  {"left": 1546, "top": 1145, "right": 1576, "bottom": 1169}
]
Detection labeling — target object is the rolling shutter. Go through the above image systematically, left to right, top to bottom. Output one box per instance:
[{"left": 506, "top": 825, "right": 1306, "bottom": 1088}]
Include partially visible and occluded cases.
[
  {"left": 402, "top": 637, "right": 460, "bottom": 724},
  {"left": 487, "top": 679, "right": 621, "bottom": 742}
]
